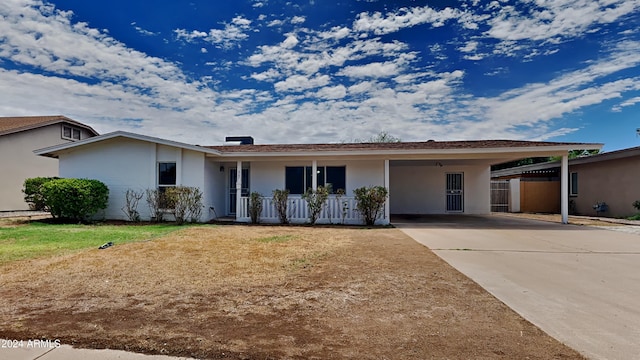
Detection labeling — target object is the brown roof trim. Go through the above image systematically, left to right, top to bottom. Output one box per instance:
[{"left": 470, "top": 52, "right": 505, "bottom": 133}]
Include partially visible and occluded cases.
[
  {"left": 0, "top": 115, "right": 99, "bottom": 137},
  {"left": 206, "top": 139, "right": 601, "bottom": 153}
]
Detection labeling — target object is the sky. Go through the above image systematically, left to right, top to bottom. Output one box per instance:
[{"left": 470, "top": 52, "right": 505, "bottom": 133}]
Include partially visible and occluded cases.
[{"left": 0, "top": 0, "right": 639, "bottom": 151}]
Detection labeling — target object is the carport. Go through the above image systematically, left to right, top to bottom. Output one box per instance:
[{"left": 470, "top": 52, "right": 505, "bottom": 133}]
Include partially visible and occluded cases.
[
  {"left": 386, "top": 140, "right": 598, "bottom": 223},
  {"left": 395, "top": 214, "right": 640, "bottom": 359}
]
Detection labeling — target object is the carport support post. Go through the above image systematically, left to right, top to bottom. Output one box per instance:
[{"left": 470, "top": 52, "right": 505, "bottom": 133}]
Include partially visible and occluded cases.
[
  {"left": 561, "top": 153, "right": 569, "bottom": 224},
  {"left": 384, "top": 159, "right": 390, "bottom": 222},
  {"left": 236, "top": 160, "right": 242, "bottom": 220},
  {"left": 312, "top": 160, "right": 318, "bottom": 191}
]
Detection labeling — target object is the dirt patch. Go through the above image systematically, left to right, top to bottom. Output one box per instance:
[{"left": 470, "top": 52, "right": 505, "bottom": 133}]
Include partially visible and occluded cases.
[
  {"left": 495, "top": 212, "right": 624, "bottom": 226},
  {"left": 0, "top": 226, "right": 584, "bottom": 359}
]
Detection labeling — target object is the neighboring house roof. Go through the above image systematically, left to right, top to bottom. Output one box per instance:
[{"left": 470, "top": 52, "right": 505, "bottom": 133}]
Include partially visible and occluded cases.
[
  {"left": 0, "top": 115, "right": 99, "bottom": 137},
  {"left": 35, "top": 130, "right": 603, "bottom": 162},
  {"left": 491, "top": 145, "right": 640, "bottom": 178}
]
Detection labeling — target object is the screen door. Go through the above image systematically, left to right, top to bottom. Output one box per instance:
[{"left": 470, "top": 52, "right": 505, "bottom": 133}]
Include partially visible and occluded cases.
[{"left": 446, "top": 173, "right": 464, "bottom": 212}]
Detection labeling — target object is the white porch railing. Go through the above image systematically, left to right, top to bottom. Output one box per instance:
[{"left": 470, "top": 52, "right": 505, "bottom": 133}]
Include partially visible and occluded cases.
[{"left": 237, "top": 196, "right": 385, "bottom": 225}]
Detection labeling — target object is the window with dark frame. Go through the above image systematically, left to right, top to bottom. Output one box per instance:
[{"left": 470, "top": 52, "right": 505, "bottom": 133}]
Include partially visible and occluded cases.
[
  {"left": 62, "top": 125, "right": 81, "bottom": 140},
  {"left": 158, "top": 162, "right": 177, "bottom": 208},
  {"left": 285, "top": 166, "right": 345, "bottom": 194},
  {"left": 570, "top": 172, "right": 578, "bottom": 196}
]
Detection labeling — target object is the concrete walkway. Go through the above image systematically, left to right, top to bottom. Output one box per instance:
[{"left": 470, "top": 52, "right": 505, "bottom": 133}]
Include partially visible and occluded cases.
[
  {"left": 395, "top": 215, "right": 640, "bottom": 360},
  {"left": 0, "top": 342, "right": 191, "bottom": 360}
]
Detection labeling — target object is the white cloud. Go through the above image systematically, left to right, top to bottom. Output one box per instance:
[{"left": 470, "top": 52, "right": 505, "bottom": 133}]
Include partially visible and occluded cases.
[
  {"left": 485, "top": 0, "right": 640, "bottom": 43},
  {"left": 353, "top": 6, "right": 463, "bottom": 35},
  {"left": 174, "top": 16, "right": 252, "bottom": 49},
  {"left": 291, "top": 16, "right": 306, "bottom": 24},
  {"left": 281, "top": 33, "right": 299, "bottom": 49},
  {"left": 459, "top": 40, "right": 478, "bottom": 53},
  {"left": 338, "top": 62, "right": 400, "bottom": 79},
  {"left": 274, "top": 74, "right": 331, "bottom": 92},
  {"left": 315, "top": 85, "right": 347, "bottom": 100},
  {"left": 612, "top": 96, "right": 640, "bottom": 112}
]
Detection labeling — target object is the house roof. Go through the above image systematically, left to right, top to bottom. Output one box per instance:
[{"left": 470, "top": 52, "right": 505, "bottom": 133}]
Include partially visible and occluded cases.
[
  {"left": 0, "top": 115, "right": 99, "bottom": 137},
  {"left": 35, "top": 130, "right": 603, "bottom": 163},
  {"left": 206, "top": 139, "right": 599, "bottom": 153}
]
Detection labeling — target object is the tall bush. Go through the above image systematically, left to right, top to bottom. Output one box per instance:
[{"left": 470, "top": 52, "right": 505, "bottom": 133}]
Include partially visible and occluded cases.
[
  {"left": 23, "top": 177, "right": 58, "bottom": 211},
  {"left": 41, "top": 178, "right": 109, "bottom": 222},
  {"left": 164, "top": 186, "right": 204, "bottom": 225},
  {"left": 302, "top": 186, "right": 329, "bottom": 225},
  {"left": 353, "top": 186, "right": 388, "bottom": 226},
  {"left": 121, "top": 189, "right": 144, "bottom": 222},
  {"left": 145, "top": 189, "right": 165, "bottom": 222},
  {"left": 272, "top": 189, "right": 290, "bottom": 224},
  {"left": 248, "top": 192, "right": 263, "bottom": 224}
]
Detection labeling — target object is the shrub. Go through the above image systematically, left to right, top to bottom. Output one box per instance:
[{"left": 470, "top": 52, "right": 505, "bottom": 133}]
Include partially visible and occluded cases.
[
  {"left": 23, "top": 177, "right": 58, "bottom": 211},
  {"left": 41, "top": 178, "right": 109, "bottom": 222},
  {"left": 164, "top": 186, "right": 204, "bottom": 225},
  {"left": 302, "top": 186, "right": 329, "bottom": 225},
  {"left": 353, "top": 186, "right": 388, "bottom": 226},
  {"left": 121, "top": 189, "right": 144, "bottom": 222},
  {"left": 145, "top": 189, "right": 165, "bottom": 222},
  {"left": 272, "top": 189, "right": 290, "bottom": 224},
  {"left": 248, "top": 192, "right": 263, "bottom": 224},
  {"left": 633, "top": 200, "right": 640, "bottom": 212}
]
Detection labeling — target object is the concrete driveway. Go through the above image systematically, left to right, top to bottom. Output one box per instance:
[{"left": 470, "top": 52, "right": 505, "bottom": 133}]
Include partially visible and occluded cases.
[{"left": 395, "top": 215, "right": 640, "bottom": 360}]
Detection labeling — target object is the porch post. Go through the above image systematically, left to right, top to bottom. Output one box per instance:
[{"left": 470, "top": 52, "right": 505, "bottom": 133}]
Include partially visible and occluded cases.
[
  {"left": 560, "top": 153, "right": 569, "bottom": 224},
  {"left": 384, "top": 159, "right": 390, "bottom": 223},
  {"left": 236, "top": 160, "right": 242, "bottom": 221},
  {"left": 311, "top": 160, "right": 318, "bottom": 191}
]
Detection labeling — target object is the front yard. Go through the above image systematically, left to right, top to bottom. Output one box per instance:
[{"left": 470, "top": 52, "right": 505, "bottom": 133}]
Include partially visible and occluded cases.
[{"left": 0, "top": 221, "right": 584, "bottom": 359}]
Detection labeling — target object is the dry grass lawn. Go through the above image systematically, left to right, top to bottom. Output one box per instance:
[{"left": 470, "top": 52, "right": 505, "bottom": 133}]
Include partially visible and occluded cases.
[{"left": 0, "top": 224, "right": 584, "bottom": 359}]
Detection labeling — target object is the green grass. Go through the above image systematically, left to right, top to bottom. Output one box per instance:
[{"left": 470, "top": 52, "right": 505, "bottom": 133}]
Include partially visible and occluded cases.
[
  {"left": 627, "top": 214, "right": 640, "bottom": 221},
  {"left": 0, "top": 222, "right": 181, "bottom": 265},
  {"left": 256, "top": 234, "right": 297, "bottom": 243}
]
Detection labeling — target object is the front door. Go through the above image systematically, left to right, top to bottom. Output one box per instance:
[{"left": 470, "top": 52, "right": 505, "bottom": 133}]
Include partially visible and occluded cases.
[
  {"left": 228, "top": 168, "right": 249, "bottom": 215},
  {"left": 446, "top": 173, "right": 464, "bottom": 212}
]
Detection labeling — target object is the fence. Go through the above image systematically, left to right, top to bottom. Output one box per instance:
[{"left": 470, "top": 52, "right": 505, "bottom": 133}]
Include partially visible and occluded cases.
[
  {"left": 491, "top": 180, "right": 510, "bottom": 212},
  {"left": 237, "top": 196, "right": 382, "bottom": 225}
]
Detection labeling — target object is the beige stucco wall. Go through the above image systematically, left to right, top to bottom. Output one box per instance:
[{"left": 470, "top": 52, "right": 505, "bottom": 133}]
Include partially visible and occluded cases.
[
  {"left": 0, "top": 124, "right": 94, "bottom": 211},
  {"left": 570, "top": 156, "right": 640, "bottom": 218}
]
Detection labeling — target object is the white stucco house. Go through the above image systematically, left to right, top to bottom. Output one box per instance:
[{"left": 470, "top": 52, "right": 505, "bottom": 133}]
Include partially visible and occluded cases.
[
  {"left": 0, "top": 115, "right": 98, "bottom": 211},
  {"left": 35, "top": 131, "right": 601, "bottom": 224}
]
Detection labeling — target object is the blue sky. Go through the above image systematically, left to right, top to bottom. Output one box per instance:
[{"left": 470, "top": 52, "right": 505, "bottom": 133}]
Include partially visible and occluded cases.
[{"left": 1, "top": 0, "right": 639, "bottom": 151}]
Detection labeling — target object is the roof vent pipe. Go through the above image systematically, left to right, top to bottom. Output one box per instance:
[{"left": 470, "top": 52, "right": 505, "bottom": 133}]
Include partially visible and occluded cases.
[{"left": 225, "top": 136, "right": 254, "bottom": 145}]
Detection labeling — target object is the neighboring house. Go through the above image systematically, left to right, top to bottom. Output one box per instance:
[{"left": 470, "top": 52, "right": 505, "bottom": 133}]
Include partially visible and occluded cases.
[
  {"left": 0, "top": 116, "right": 98, "bottom": 211},
  {"left": 35, "top": 131, "right": 599, "bottom": 224},
  {"left": 491, "top": 146, "right": 640, "bottom": 218}
]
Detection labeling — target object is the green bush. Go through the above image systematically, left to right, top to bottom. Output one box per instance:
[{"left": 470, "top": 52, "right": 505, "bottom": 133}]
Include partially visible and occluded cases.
[
  {"left": 23, "top": 177, "right": 58, "bottom": 210},
  {"left": 41, "top": 178, "right": 109, "bottom": 221},
  {"left": 164, "top": 186, "right": 204, "bottom": 225},
  {"left": 302, "top": 186, "right": 329, "bottom": 225},
  {"left": 353, "top": 186, "right": 388, "bottom": 226},
  {"left": 272, "top": 189, "right": 290, "bottom": 224},
  {"left": 248, "top": 192, "right": 263, "bottom": 224},
  {"left": 633, "top": 200, "right": 640, "bottom": 212}
]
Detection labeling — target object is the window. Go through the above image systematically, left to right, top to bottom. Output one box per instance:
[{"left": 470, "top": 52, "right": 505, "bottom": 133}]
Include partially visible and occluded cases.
[
  {"left": 62, "top": 125, "right": 81, "bottom": 140},
  {"left": 158, "top": 162, "right": 177, "bottom": 188},
  {"left": 285, "top": 166, "right": 345, "bottom": 194},
  {"left": 570, "top": 172, "right": 578, "bottom": 196}
]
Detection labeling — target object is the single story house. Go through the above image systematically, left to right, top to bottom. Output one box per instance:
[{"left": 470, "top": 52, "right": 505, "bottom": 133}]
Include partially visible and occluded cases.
[
  {"left": 0, "top": 115, "right": 98, "bottom": 211},
  {"left": 35, "top": 131, "right": 601, "bottom": 224},
  {"left": 491, "top": 146, "right": 640, "bottom": 218}
]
